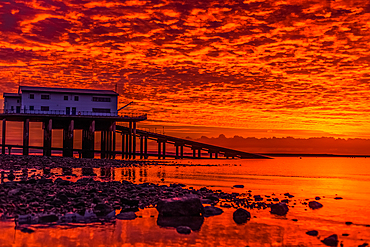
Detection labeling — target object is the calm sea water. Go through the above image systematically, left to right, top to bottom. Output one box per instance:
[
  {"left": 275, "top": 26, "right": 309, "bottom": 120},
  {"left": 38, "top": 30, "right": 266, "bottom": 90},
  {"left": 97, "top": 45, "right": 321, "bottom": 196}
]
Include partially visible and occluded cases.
[{"left": 1, "top": 157, "right": 370, "bottom": 246}]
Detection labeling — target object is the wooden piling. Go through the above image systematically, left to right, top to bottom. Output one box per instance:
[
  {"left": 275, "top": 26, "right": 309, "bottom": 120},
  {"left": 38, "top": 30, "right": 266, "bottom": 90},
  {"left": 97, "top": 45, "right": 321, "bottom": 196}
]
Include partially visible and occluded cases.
[
  {"left": 2, "top": 119, "right": 5, "bottom": 154},
  {"left": 23, "top": 119, "right": 29, "bottom": 155},
  {"left": 44, "top": 119, "right": 52, "bottom": 156},
  {"left": 63, "top": 119, "right": 73, "bottom": 157},
  {"left": 82, "top": 120, "right": 95, "bottom": 158},
  {"left": 112, "top": 122, "right": 116, "bottom": 159},
  {"left": 128, "top": 122, "right": 132, "bottom": 159},
  {"left": 132, "top": 122, "right": 136, "bottom": 159},
  {"left": 101, "top": 130, "right": 106, "bottom": 159},
  {"left": 121, "top": 132, "right": 125, "bottom": 159},
  {"left": 144, "top": 135, "right": 148, "bottom": 159},
  {"left": 140, "top": 136, "right": 143, "bottom": 159},
  {"left": 158, "top": 141, "right": 161, "bottom": 159},
  {"left": 162, "top": 141, "right": 166, "bottom": 159}
]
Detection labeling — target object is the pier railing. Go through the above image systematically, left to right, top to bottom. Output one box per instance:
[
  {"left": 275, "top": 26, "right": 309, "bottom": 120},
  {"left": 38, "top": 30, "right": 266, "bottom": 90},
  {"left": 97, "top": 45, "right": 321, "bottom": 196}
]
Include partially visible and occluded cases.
[{"left": 0, "top": 109, "right": 147, "bottom": 119}]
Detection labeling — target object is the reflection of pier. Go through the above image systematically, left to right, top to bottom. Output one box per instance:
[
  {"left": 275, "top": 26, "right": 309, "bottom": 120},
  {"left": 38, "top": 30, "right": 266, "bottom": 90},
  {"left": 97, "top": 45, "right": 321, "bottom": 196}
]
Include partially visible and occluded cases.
[
  {"left": 0, "top": 111, "right": 268, "bottom": 160},
  {"left": 116, "top": 125, "right": 269, "bottom": 159}
]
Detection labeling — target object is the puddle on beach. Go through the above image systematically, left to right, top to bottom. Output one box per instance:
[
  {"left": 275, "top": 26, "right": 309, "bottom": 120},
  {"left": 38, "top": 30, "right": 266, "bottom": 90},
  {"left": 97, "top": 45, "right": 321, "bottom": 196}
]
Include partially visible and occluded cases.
[{"left": 0, "top": 157, "right": 370, "bottom": 246}]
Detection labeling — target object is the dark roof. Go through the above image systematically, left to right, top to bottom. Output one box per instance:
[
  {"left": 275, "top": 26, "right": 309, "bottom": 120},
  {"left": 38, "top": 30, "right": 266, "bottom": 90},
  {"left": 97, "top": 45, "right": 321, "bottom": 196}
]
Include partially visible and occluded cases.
[
  {"left": 19, "top": 86, "right": 118, "bottom": 96},
  {"left": 3, "top": 93, "right": 21, "bottom": 98}
]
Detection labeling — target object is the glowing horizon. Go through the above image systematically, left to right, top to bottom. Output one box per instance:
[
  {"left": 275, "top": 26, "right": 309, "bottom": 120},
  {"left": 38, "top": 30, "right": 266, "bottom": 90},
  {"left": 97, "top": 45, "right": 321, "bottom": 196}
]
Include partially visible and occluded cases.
[{"left": 1, "top": 0, "right": 370, "bottom": 138}]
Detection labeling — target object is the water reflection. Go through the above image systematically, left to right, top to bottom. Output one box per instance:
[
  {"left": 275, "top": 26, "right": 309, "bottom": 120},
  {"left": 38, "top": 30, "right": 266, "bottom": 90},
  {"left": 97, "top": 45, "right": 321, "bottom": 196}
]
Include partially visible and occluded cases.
[
  {"left": 0, "top": 157, "right": 370, "bottom": 246},
  {"left": 157, "top": 216, "right": 204, "bottom": 231}
]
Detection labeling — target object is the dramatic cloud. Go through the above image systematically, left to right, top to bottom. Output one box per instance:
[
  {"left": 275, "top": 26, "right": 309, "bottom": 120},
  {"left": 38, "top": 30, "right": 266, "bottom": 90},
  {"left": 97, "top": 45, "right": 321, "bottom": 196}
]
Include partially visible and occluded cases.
[{"left": 1, "top": 0, "right": 370, "bottom": 137}]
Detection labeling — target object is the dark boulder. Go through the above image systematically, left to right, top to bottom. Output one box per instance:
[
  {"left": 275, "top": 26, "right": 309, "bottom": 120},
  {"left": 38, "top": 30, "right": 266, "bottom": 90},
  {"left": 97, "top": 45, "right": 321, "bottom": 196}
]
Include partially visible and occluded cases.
[
  {"left": 233, "top": 185, "right": 244, "bottom": 188},
  {"left": 156, "top": 194, "right": 204, "bottom": 217},
  {"left": 309, "top": 201, "right": 323, "bottom": 209},
  {"left": 94, "top": 203, "right": 113, "bottom": 217},
  {"left": 270, "top": 203, "right": 289, "bottom": 216},
  {"left": 204, "top": 206, "right": 223, "bottom": 217},
  {"left": 233, "top": 208, "right": 251, "bottom": 224},
  {"left": 117, "top": 211, "right": 136, "bottom": 220},
  {"left": 39, "top": 214, "right": 59, "bottom": 223},
  {"left": 306, "top": 230, "right": 319, "bottom": 236},
  {"left": 321, "top": 234, "right": 338, "bottom": 246}
]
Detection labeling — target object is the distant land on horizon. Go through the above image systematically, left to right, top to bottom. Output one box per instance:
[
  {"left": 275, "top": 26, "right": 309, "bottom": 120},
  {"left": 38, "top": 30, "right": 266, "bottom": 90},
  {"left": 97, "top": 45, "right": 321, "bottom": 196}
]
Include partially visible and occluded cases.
[{"left": 188, "top": 135, "right": 370, "bottom": 156}]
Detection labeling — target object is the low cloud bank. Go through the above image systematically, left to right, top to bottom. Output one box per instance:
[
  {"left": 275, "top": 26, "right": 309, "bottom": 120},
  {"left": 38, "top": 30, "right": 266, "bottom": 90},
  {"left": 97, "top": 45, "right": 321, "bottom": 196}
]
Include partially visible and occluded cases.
[{"left": 190, "top": 135, "right": 370, "bottom": 155}]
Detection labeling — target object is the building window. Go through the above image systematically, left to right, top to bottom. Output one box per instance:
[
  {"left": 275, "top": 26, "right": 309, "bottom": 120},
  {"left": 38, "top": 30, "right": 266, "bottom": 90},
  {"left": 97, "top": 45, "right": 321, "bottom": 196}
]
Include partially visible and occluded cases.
[
  {"left": 30, "top": 94, "right": 34, "bottom": 99},
  {"left": 41, "top": 95, "right": 50, "bottom": 100},
  {"left": 64, "top": 96, "right": 68, "bottom": 100},
  {"left": 74, "top": 96, "right": 79, "bottom": 101},
  {"left": 92, "top": 97, "right": 111, "bottom": 102},
  {"left": 17, "top": 99, "right": 19, "bottom": 103},
  {"left": 11, "top": 106, "right": 14, "bottom": 111},
  {"left": 30, "top": 106, "right": 34, "bottom": 110},
  {"left": 41, "top": 106, "right": 49, "bottom": 111},
  {"left": 92, "top": 108, "right": 110, "bottom": 113}
]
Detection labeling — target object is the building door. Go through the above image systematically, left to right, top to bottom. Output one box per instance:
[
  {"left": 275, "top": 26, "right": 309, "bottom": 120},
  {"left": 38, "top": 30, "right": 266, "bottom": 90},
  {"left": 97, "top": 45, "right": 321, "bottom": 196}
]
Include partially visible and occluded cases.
[
  {"left": 16, "top": 106, "right": 20, "bottom": 113},
  {"left": 66, "top": 107, "right": 70, "bottom": 115},
  {"left": 72, "top": 107, "right": 76, "bottom": 115}
]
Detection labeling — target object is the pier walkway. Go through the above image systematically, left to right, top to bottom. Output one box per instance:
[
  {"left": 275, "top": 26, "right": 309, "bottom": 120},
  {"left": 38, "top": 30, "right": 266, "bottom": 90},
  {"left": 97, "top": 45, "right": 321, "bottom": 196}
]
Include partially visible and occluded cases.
[
  {"left": 0, "top": 110, "right": 269, "bottom": 160},
  {"left": 116, "top": 125, "right": 269, "bottom": 159}
]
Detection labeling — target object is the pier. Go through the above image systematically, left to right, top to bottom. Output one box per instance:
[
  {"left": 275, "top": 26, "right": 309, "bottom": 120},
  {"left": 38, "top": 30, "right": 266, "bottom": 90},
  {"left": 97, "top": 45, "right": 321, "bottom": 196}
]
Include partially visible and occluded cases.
[{"left": 0, "top": 110, "right": 268, "bottom": 160}]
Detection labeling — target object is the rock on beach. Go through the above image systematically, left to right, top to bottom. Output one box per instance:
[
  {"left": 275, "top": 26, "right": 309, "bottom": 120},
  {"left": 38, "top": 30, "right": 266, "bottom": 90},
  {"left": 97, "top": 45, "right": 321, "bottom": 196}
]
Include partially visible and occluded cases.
[
  {"left": 156, "top": 194, "right": 204, "bottom": 216},
  {"left": 308, "top": 201, "right": 323, "bottom": 209},
  {"left": 270, "top": 203, "right": 289, "bottom": 216},
  {"left": 233, "top": 208, "right": 251, "bottom": 224},
  {"left": 322, "top": 234, "right": 339, "bottom": 246}
]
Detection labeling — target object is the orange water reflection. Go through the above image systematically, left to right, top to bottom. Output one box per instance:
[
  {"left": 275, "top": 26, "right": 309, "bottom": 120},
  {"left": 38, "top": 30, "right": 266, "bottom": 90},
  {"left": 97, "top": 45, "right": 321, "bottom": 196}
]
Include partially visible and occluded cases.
[{"left": 1, "top": 157, "right": 370, "bottom": 246}]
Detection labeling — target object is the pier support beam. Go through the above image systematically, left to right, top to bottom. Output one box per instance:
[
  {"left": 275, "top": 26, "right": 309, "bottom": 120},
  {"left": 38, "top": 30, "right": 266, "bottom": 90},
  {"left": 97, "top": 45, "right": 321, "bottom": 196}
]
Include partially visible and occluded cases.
[
  {"left": 2, "top": 119, "right": 5, "bottom": 154},
  {"left": 23, "top": 119, "right": 29, "bottom": 155},
  {"left": 44, "top": 119, "right": 52, "bottom": 156},
  {"left": 63, "top": 120, "right": 73, "bottom": 157},
  {"left": 82, "top": 120, "right": 95, "bottom": 158},
  {"left": 112, "top": 122, "right": 116, "bottom": 159},
  {"left": 128, "top": 122, "right": 132, "bottom": 159},
  {"left": 132, "top": 122, "right": 136, "bottom": 159},
  {"left": 101, "top": 131, "right": 106, "bottom": 159},
  {"left": 125, "top": 131, "right": 129, "bottom": 159},
  {"left": 121, "top": 132, "right": 126, "bottom": 159},
  {"left": 144, "top": 135, "right": 148, "bottom": 159},
  {"left": 140, "top": 136, "right": 143, "bottom": 159},
  {"left": 158, "top": 141, "right": 162, "bottom": 159},
  {"left": 162, "top": 141, "right": 166, "bottom": 159},
  {"left": 175, "top": 145, "right": 179, "bottom": 159},
  {"left": 180, "top": 145, "right": 184, "bottom": 159},
  {"left": 192, "top": 148, "right": 196, "bottom": 158},
  {"left": 198, "top": 149, "right": 201, "bottom": 158},
  {"left": 215, "top": 152, "right": 218, "bottom": 159}
]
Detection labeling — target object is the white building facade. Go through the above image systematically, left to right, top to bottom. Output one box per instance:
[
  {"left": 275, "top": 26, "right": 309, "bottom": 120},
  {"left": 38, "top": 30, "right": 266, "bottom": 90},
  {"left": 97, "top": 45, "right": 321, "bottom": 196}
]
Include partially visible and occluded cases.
[{"left": 3, "top": 86, "right": 118, "bottom": 116}]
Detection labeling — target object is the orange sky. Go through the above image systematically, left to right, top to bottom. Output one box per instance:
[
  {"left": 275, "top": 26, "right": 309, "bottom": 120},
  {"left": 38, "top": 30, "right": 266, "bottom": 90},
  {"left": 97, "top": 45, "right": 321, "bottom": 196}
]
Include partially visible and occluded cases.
[{"left": 1, "top": 0, "right": 370, "bottom": 139}]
